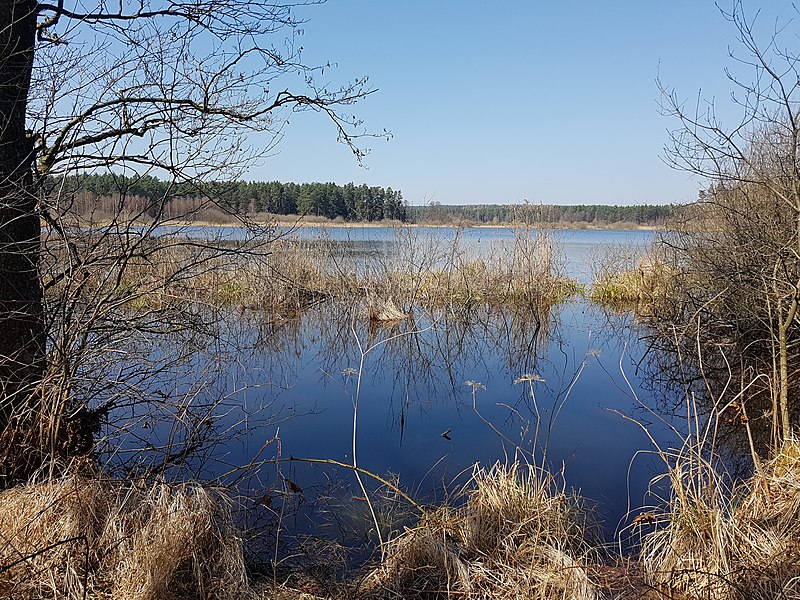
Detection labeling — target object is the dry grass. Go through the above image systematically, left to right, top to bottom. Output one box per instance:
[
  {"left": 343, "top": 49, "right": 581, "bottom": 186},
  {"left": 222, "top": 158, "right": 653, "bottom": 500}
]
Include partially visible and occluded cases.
[
  {"left": 78, "top": 227, "right": 579, "bottom": 320},
  {"left": 403, "top": 227, "right": 581, "bottom": 311},
  {"left": 171, "top": 240, "right": 346, "bottom": 317},
  {"left": 590, "top": 257, "right": 672, "bottom": 308},
  {"left": 382, "top": 261, "right": 581, "bottom": 312},
  {"left": 641, "top": 439, "right": 800, "bottom": 600},
  {"left": 360, "top": 461, "right": 601, "bottom": 600},
  {"left": 0, "top": 466, "right": 606, "bottom": 600},
  {"left": 0, "top": 475, "right": 254, "bottom": 600}
]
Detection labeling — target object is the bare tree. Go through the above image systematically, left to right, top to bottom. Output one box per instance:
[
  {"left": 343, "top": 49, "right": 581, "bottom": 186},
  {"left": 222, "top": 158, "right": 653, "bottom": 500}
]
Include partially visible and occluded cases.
[
  {"left": 0, "top": 0, "right": 375, "bottom": 484},
  {"left": 657, "top": 0, "right": 800, "bottom": 445}
]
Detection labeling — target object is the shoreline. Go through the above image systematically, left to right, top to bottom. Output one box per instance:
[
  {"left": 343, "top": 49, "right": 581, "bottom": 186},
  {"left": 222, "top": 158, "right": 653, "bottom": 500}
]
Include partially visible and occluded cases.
[
  {"left": 83, "top": 215, "right": 662, "bottom": 231},
  {"left": 262, "top": 215, "right": 662, "bottom": 230}
]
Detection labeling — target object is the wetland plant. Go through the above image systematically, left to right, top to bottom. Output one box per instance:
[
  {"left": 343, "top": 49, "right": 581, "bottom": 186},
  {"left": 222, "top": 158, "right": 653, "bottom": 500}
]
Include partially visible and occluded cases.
[{"left": 360, "top": 461, "right": 601, "bottom": 600}]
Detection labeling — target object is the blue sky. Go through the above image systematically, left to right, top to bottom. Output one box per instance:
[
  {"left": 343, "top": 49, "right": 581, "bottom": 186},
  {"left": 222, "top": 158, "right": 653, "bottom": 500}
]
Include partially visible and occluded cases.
[{"left": 245, "top": 1, "right": 790, "bottom": 206}]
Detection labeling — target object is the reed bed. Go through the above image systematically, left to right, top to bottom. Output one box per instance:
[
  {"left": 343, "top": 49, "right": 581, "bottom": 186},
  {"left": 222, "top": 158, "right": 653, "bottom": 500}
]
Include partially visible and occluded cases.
[
  {"left": 75, "top": 228, "right": 579, "bottom": 320},
  {"left": 590, "top": 257, "right": 672, "bottom": 308},
  {"left": 376, "top": 261, "right": 581, "bottom": 312},
  {"left": 641, "top": 439, "right": 800, "bottom": 600},
  {"left": 360, "top": 461, "right": 601, "bottom": 600},
  {"left": 0, "top": 475, "right": 253, "bottom": 600}
]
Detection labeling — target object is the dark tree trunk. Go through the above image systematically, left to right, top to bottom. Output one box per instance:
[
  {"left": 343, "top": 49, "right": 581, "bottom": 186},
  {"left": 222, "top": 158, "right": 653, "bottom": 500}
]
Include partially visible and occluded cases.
[{"left": 0, "top": 1, "right": 45, "bottom": 436}]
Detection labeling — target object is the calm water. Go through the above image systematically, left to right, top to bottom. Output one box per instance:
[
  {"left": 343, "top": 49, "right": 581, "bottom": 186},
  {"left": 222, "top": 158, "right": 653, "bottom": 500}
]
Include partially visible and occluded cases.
[
  {"left": 111, "top": 226, "right": 676, "bottom": 547},
  {"left": 255, "top": 300, "right": 674, "bottom": 535}
]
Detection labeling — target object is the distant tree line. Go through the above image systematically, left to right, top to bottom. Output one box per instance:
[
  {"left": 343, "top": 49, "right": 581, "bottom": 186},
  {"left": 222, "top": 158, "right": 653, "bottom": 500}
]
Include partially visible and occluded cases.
[
  {"left": 56, "top": 174, "right": 676, "bottom": 226},
  {"left": 58, "top": 174, "right": 408, "bottom": 222},
  {"left": 410, "top": 203, "right": 677, "bottom": 226}
]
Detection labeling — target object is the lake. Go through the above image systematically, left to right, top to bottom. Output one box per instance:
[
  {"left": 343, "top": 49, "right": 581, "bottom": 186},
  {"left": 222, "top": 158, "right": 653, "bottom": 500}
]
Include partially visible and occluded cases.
[{"left": 110, "top": 226, "right": 677, "bottom": 552}]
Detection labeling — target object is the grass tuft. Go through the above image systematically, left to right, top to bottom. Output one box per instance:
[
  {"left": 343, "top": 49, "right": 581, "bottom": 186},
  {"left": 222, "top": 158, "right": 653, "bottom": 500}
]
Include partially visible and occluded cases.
[
  {"left": 590, "top": 257, "right": 672, "bottom": 308},
  {"left": 641, "top": 438, "right": 800, "bottom": 600},
  {"left": 361, "top": 461, "right": 601, "bottom": 599},
  {"left": 0, "top": 476, "right": 253, "bottom": 600}
]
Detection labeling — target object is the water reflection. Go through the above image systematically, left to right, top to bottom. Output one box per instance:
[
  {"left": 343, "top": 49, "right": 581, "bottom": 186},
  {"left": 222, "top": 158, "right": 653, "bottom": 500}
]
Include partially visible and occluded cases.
[
  {"left": 88, "top": 225, "right": 679, "bottom": 569},
  {"left": 101, "top": 294, "right": 678, "bottom": 558},
  {"left": 634, "top": 315, "right": 783, "bottom": 480}
]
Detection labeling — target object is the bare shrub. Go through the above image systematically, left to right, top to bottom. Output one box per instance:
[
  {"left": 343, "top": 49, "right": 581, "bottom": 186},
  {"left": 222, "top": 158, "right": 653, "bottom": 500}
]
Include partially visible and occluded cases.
[{"left": 655, "top": 2, "right": 800, "bottom": 445}]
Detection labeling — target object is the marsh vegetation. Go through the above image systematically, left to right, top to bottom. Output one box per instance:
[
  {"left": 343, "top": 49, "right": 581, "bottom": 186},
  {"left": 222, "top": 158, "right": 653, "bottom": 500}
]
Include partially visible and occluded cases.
[
  {"left": 4, "top": 1, "right": 800, "bottom": 600},
  {"left": 3, "top": 211, "right": 800, "bottom": 600}
]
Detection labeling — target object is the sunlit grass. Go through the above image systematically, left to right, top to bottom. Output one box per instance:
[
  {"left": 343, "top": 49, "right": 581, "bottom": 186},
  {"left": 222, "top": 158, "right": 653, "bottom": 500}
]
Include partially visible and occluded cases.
[
  {"left": 590, "top": 257, "right": 672, "bottom": 309},
  {"left": 640, "top": 439, "right": 800, "bottom": 600},
  {"left": 361, "top": 461, "right": 601, "bottom": 600},
  {"left": 0, "top": 476, "right": 253, "bottom": 600}
]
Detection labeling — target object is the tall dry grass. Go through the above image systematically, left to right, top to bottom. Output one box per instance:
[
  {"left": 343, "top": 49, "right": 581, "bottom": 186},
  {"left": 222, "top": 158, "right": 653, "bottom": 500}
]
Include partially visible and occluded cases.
[
  {"left": 82, "top": 226, "right": 579, "bottom": 321},
  {"left": 373, "top": 226, "right": 578, "bottom": 314},
  {"left": 590, "top": 256, "right": 673, "bottom": 309},
  {"left": 640, "top": 439, "right": 800, "bottom": 600},
  {"left": 360, "top": 461, "right": 601, "bottom": 600},
  {"left": 0, "top": 475, "right": 253, "bottom": 600}
]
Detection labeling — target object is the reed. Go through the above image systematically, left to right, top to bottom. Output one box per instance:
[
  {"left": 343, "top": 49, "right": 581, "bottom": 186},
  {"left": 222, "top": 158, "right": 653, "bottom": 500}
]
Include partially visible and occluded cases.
[
  {"left": 73, "top": 227, "right": 579, "bottom": 320},
  {"left": 590, "top": 257, "right": 672, "bottom": 308}
]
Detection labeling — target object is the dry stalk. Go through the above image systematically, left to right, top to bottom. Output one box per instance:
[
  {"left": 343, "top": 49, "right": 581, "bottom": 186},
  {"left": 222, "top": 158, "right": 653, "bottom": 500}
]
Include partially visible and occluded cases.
[{"left": 641, "top": 438, "right": 800, "bottom": 600}]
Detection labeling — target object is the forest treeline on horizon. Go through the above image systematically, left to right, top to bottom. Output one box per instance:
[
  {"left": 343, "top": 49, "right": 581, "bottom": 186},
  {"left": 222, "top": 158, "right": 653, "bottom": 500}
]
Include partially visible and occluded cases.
[{"left": 60, "top": 173, "right": 678, "bottom": 226}]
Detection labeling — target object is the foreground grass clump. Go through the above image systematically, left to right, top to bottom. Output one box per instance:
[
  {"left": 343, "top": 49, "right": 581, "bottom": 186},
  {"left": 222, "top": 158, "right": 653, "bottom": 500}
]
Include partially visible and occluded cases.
[
  {"left": 642, "top": 439, "right": 800, "bottom": 600},
  {"left": 361, "top": 461, "right": 601, "bottom": 600},
  {"left": 0, "top": 466, "right": 603, "bottom": 600},
  {"left": 0, "top": 476, "right": 253, "bottom": 600}
]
